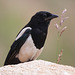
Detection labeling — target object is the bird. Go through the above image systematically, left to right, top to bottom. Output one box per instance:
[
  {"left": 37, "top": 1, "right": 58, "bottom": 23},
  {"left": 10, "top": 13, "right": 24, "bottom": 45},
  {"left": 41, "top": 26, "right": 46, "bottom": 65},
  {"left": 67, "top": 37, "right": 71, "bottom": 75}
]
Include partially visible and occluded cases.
[{"left": 4, "top": 11, "right": 58, "bottom": 65}]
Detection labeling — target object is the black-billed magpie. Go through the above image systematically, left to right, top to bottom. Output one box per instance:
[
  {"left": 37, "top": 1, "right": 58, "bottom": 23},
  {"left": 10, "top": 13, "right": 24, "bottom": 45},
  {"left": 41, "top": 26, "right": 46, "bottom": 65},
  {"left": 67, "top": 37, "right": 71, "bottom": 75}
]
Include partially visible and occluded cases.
[{"left": 4, "top": 11, "right": 58, "bottom": 65}]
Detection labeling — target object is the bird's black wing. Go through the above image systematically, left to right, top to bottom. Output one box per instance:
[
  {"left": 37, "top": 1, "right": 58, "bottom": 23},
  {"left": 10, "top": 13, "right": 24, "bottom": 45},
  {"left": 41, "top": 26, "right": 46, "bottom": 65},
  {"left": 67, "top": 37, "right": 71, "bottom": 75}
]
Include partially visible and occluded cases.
[{"left": 4, "top": 29, "right": 31, "bottom": 65}]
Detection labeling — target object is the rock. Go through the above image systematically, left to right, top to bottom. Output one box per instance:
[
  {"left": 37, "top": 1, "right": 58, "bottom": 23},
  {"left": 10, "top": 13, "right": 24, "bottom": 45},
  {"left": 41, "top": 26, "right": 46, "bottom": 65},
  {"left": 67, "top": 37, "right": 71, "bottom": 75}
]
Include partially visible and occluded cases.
[{"left": 0, "top": 60, "right": 75, "bottom": 75}]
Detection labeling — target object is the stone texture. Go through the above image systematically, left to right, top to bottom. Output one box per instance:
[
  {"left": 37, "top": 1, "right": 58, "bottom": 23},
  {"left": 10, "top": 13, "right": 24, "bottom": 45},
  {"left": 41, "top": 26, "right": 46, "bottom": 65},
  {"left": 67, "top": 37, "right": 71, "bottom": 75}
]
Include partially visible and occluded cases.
[{"left": 0, "top": 60, "right": 75, "bottom": 75}]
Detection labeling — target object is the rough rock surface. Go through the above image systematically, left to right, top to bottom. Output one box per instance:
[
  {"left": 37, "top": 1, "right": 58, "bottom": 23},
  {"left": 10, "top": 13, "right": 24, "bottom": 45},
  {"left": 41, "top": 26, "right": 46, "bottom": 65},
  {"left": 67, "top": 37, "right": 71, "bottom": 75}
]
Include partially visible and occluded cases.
[{"left": 0, "top": 60, "right": 75, "bottom": 75}]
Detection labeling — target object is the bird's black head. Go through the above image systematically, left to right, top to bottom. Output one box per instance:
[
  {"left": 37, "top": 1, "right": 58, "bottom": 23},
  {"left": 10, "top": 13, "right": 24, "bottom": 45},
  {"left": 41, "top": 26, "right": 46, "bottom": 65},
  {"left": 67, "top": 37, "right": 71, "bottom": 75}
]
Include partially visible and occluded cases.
[
  {"left": 27, "top": 11, "right": 58, "bottom": 32},
  {"left": 34, "top": 11, "right": 58, "bottom": 21}
]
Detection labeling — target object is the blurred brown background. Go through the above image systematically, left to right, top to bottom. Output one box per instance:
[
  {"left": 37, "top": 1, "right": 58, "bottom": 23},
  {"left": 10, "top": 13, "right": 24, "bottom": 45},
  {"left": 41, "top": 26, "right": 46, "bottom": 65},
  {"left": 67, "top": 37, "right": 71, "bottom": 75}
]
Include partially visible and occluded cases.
[{"left": 0, "top": 0, "right": 75, "bottom": 66}]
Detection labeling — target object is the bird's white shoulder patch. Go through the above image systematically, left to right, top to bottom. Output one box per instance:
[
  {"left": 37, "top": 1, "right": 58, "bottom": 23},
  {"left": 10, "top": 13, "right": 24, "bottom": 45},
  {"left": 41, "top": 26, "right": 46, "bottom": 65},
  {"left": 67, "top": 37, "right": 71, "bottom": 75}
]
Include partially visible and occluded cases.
[{"left": 16, "top": 27, "right": 32, "bottom": 40}]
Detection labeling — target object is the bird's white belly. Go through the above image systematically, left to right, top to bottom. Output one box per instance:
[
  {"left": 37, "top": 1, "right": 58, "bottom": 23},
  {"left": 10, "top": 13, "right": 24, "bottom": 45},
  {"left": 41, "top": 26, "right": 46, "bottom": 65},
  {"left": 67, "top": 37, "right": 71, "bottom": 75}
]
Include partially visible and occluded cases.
[{"left": 16, "top": 35, "right": 43, "bottom": 62}]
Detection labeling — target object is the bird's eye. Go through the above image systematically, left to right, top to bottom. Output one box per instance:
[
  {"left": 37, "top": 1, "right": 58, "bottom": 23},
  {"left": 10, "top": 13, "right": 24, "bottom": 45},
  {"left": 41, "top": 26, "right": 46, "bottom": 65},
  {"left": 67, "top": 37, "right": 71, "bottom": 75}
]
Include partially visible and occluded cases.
[{"left": 43, "top": 14, "right": 47, "bottom": 17}]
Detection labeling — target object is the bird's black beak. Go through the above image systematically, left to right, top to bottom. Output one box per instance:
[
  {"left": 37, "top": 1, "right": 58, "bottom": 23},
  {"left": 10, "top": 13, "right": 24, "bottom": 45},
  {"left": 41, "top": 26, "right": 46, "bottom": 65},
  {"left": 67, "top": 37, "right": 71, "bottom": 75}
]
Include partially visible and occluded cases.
[
  {"left": 45, "top": 14, "right": 58, "bottom": 21},
  {"left": 51, "top": 14, "right": 58, "bottom": 19}
]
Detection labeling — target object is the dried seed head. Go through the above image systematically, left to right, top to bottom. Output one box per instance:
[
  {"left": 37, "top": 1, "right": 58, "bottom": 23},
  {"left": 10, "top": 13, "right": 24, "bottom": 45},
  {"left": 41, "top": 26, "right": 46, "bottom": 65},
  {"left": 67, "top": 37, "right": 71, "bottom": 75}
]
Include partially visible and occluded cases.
[
  {"left": 54, "top": 8, "right": 68, "bottom": 36},
  {"left": 62, "top": 9, "right": 67, "bottom": 14},
  {"left": 64, "top": 17, "right": 69, "bottom": 20},
  {"left": 54, "top": 23, "right": 59, "bottom": 29},
  {"left": 60, "top": 26, "right": 67, "bottom": 36},
  {"left": 57, "top": 49, "right": 63, "bottom": 64}
]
